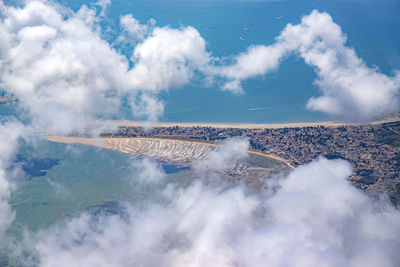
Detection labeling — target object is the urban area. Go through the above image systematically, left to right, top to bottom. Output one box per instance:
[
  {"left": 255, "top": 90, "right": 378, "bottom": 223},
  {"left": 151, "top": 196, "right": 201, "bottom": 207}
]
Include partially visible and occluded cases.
[{"left": 102, "top": 121, "right": 400, "bottom": 205}]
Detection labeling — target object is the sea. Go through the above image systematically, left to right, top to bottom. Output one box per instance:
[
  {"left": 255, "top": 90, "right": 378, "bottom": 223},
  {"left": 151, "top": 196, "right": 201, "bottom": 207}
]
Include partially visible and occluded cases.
[
  {"left": 1, "top": 0, "right": 400, "bottom": 264},
  {"left": 3, "top": 0, "right": 400, "bottom": 123},
  {"left": 65, "top": 0, "right": 400, "bottom": 124}
]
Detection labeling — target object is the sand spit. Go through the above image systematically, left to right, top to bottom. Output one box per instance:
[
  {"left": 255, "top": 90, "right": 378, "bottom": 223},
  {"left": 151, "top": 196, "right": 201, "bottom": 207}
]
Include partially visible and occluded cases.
[
  {"left": 111, "top": 117, "right": 400, "bottom": 130},
  {"left": 114, "top": 121, "right": 355, "bottom": 129},
  {"left": 46, "top": 136, "right": 293, "bottom": 168}
]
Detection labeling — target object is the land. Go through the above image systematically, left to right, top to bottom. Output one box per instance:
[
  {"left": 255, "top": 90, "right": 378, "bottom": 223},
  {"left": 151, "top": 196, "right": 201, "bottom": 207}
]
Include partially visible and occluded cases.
[
  {"left": 112, "top": 114, "right": 400, "bottom": 129},
  {"left": 47, "top": 118, "right": 400, "bottom": 204},
  {"left": 96, "top": 120, "right": 400, "bottom": 204},
  {"left": 113, "top": 121, "right": 358, "bottom": 129},
  {"left": 47, "top": 136, "right": 292, "bottom": 187},
  {"left": 47, "top": 136, "right": 290, "bottom": 166}
]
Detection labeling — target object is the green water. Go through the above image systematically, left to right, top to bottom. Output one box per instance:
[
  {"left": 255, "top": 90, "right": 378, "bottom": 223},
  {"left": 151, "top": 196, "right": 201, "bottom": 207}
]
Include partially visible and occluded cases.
[
  {"left": 7, "top": 139, "right": 285, "bottom": 239},
  {"left": 7, "top": 140, "right": 194, "bottom": 238}
]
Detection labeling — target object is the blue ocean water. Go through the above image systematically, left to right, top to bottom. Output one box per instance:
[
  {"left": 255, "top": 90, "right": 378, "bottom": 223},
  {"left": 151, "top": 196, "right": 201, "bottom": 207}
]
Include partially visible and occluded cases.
[
  {"left": 2, "top": 0, "right": 399, "bottom": 123},
  {"left": 62, "top": 0, "right": 400, "bottom": 123}
]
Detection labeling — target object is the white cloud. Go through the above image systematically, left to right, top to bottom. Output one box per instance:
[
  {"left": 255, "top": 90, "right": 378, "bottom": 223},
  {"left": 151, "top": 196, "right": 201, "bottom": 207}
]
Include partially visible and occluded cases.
[
  {"left": 0, "top": 0, "right": 210, "bottom": 133},
  {"left": 0, "top": 0, "right": 129, "bottom": 132},
  {"left": 94, "top": 0, "right": 111, "bottom": 17},
  {"left": 0, "top": 1, "right": 211, "bottom": 253},
  {"left": 1, "top": 1, "right": 397, "bottom": 126},
  {"left": 215, "top": 10, "right": 400, "bottom": 120},
  {"left": 281, "top": 10, "right": 400, "bottom": 120},
  {"left": 118, "top": 14, "right": 154, "bottom": 42},
  {"left": 128, "top": 25, "right": 210, "bottom": 92},
  {"left": 216, "top": 44, "right": 285, "bottom": 94},
  {"left": 129, "top": 93, "right": 165, "bottom": 127},
  {"left": 0, "top": 120, "right": 25, "bottom": 243},
  {"left": 192, "top": 137, "right": 249, "bottom": 181},
  {"left": 6, "top": 138, "right": 394, "bottom": 266},
  {"left": 28, "top": 157, "right": 400, "bottom": 267},
  {"left": 130, "top": 157, "right": 166, "bottom": 184},
  {"left": 234, "top": 158, "right": 400, "bottom": 267}
]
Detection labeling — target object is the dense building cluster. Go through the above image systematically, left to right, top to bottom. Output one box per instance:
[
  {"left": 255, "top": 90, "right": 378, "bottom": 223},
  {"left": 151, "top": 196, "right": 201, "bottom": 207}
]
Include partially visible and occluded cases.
[{"left": 103, "top": 121, "right": 400, "bottom": 204}]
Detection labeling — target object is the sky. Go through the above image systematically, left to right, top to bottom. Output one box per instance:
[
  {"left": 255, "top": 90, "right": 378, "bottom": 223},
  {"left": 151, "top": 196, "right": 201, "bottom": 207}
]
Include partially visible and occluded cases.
[{"left": 0, "top": 0, "right": 399, "bottom": 266}]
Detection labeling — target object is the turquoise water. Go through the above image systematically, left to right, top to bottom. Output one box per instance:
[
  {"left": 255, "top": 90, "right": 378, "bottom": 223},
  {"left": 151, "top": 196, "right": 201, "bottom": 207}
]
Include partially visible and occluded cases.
[
  {"left": 63, "top": 0, "right": 400, "bottom": 123},
  {"left": 1, "top": 139, "right": 195, "bottom": 265},
  {"left": 7, "top": 140, "right": 282, "bottom": 237},
  {"left": 8, "top": 140, "right": 194, "bottom": 237}
]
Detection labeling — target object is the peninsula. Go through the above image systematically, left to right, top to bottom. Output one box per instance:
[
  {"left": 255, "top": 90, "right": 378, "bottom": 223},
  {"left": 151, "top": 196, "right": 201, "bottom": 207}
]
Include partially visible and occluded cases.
[
  {"left": 47, "top": 119, "right": 400, "bottom": 204},
  {"left": 47, "top": 135, "right": 293, "bottom": 186}
]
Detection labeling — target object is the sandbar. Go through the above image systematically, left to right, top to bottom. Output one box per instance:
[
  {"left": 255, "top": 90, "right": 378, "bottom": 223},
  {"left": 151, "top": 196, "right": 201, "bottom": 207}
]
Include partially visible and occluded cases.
[
  {"left": 112, "top": 120, "right": 375, "bottom": 129},
  {"left": 46, "top": 136, "right": 294, "bottom": 169}
]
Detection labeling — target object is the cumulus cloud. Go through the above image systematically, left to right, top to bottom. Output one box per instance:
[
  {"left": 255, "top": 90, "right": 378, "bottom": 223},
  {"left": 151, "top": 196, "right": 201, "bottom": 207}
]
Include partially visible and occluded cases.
[
  {"left": 0, "top": 0, "right": 210, "bottom": 132},
  {"left": 0, "top": 0, "right": 128, "bottom": 132},
  {"left": 0, "top": 1, "right": 212, "bottom": 254},
  {"left": 1, "top": 1, "right": 398, "bottom": 127},
  {"left": 215, "top": 10, "right": 400, "bottom": 120},
  {"left": 118, "top": 14, "right": 155, "bottom": 43},
  {"left": 128, "top": 25, "right": 210, "bottom": 92},
  {"left": 217, "top": 44, "right": 285, "bottom": 94},
  {"left": 129, "top": 93, "right": 165, "bottom": 126},
  {"left": 0, "top": 120, "right": 25, "bottom": 243},
  {"left": 192, "top": 137, "right": 249, "bottom": 181},
  {"left": 27, "top": 157, "right": 400, "bottom": 267},
  {"left": 130, "top": 157, "right": 166, "bottom": 185},
  {"left": 233, "top": 158, "right": 400, "bottom": 267}
]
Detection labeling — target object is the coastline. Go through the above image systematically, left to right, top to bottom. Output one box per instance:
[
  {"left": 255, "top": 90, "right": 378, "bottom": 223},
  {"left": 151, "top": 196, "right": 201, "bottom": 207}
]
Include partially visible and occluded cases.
[
  {"left": 45, "top": 117, "right": 400, "bottom": 171},
  {"left": 112, "top": 118, "right": 399, "bottom": 129},
  {"left": 114, "top": 121, "right": 352, "bottom": 129},
  {"left": 46, "top": 136, "right": 294, "bottom": 169}
]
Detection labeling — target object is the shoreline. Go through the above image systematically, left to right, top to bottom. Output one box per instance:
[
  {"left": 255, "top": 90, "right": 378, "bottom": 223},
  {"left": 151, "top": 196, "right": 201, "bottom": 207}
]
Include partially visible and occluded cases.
[
  {"left": 112, "top": 118, "right": 399, "bottom": 129},
  {"left": 46, "top": 136, "right": 294, "bottom": 169}
]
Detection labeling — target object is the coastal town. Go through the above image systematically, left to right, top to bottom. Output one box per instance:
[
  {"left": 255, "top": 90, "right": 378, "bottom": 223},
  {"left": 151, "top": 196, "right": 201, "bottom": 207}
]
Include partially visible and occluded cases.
[{"left": 101, "top": 120, "right": 400, "bottom": 204}]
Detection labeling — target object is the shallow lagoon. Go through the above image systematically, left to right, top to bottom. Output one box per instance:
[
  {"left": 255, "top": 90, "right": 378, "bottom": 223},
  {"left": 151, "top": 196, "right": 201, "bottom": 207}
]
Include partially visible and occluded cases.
[
  {"left": 7, "top": 138, "right": 285, "bottom": 238},
  {"left": 8, "top": 140, "right": 194, "bottom": 237}
]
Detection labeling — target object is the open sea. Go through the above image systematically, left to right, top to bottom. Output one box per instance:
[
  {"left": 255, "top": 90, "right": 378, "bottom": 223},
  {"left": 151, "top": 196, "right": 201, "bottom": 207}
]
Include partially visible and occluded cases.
[
  {"left": 4, "top": 0, "right": 399, "bottom": 123},
  {"left": 65, "top": 0, "right": 400, "bottom": 123}
]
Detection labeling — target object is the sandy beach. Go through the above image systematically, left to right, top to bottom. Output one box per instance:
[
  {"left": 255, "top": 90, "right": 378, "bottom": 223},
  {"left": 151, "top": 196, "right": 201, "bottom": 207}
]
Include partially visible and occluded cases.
[
  {"left": 109, "top": 115, "right": 400, "bottom": 129},
  {"left": 113, "top": 120, "right": 364, "bottom": 129},
  {"left": 46, "top": 136, "right": 294, "bottom": 168}
]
